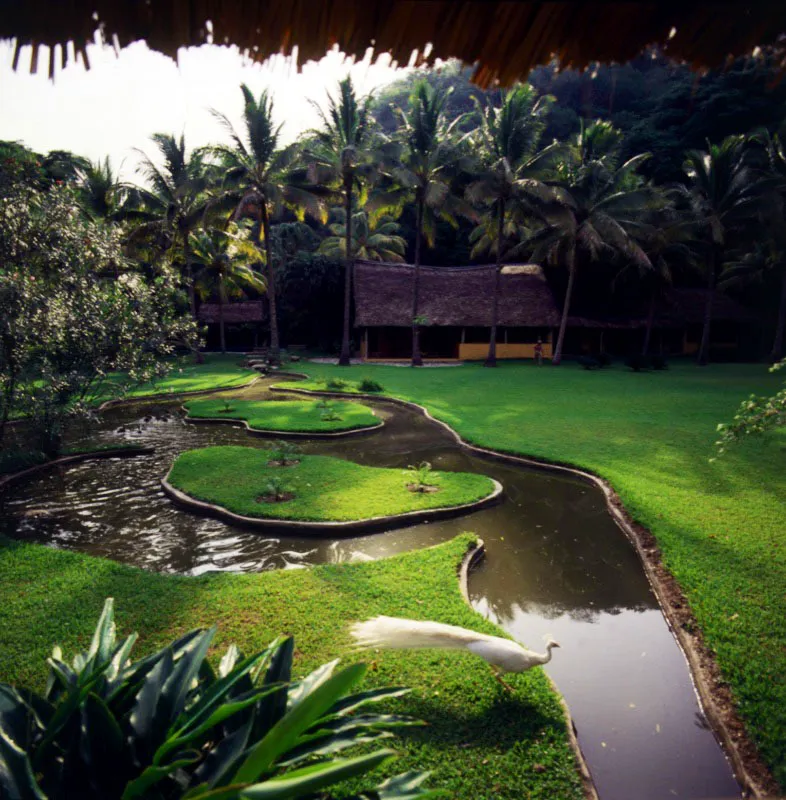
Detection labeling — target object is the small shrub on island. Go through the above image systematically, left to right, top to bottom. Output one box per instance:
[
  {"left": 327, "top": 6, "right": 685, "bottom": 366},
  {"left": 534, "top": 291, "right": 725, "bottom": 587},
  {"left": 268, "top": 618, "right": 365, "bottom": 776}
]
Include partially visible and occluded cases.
[
  {"left": 326, "top": 377, "right": 349, "bottom": 391},
  {"left": 359, "top": 377, "right": 384, "bottom": 392},
  {"left": 218, "top": 397, "right": 236, "bottom": 413},
  {"left": 316, "top": 399, "right": 343, "bottom": 421},
  {"left": 268, "top": 441, "right": 301, "bottom": 466},
  {"left": 406, "top": 461, "right": 440, "bottom": 493},
  {"left": 257, "top": 476, "right": 294, "bottom": 503}
]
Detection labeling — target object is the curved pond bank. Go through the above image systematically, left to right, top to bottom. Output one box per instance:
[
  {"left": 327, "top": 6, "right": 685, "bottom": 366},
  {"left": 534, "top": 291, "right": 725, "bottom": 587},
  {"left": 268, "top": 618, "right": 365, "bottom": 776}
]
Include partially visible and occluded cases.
[{"left": 0, "top": 378, "right": 741, "bottom": 800}]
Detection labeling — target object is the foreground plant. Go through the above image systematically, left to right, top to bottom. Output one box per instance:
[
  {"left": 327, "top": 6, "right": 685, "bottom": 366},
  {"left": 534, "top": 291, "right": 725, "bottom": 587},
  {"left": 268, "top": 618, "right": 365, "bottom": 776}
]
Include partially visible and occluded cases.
[
  {"left": 268, "top": 441, "right": 301, "bottom": 466},
  {"left": 405, "top": 462, "right": 439, "bottom": 493},
  {"left": 0, "top": 598, "right": 440, "bottom": 800}
]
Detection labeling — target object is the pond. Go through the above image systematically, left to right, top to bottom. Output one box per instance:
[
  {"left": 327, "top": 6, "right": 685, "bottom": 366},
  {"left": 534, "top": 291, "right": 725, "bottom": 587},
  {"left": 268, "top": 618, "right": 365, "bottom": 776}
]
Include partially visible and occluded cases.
[{"left": 0, "top": 378, "right": 741, "bottom": 800}]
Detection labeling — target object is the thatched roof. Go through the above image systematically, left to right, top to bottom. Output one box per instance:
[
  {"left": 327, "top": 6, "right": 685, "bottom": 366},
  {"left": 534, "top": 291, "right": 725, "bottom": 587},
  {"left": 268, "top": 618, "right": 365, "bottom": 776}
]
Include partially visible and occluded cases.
[
  {"left": 4, "top": 2, "right": 785, "bottom": 84},
  {"left": 354, "top": 260, "right": 560, "bottom": 327},
  {"left": 663, "top": 288, "right": 755, "bottom": 324},
  {"left": 198, "top": 301, "right": 265, "bottom": 323}
]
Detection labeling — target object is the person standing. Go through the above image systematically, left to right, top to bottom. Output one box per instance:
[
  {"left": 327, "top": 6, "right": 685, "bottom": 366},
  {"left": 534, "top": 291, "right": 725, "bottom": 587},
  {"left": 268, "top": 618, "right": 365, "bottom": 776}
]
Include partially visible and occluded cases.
[{"left": 534, "top": 336, "right": 544, "bottom": 366}]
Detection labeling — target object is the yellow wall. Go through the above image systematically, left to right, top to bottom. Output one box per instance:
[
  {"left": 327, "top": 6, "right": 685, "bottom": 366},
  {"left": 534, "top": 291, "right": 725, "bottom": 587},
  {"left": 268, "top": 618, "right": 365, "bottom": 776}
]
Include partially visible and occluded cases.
[{"left": 458, "top": 342, "right": 553, "bottom": 360}]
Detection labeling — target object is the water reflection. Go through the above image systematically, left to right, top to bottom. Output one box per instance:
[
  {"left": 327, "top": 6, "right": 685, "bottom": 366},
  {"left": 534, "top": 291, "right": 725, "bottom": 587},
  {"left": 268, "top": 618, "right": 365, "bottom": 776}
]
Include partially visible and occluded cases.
[{"left": 0, "top": 379, "right": 741, "bottom": 799}]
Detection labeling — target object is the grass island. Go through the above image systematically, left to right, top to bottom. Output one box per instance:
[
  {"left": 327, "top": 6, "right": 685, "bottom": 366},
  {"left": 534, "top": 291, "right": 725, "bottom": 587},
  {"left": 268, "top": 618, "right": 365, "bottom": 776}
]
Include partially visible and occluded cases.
[
  {"left": 183, "top": 397, "right": 381, "bottom": 435},
  {"left": 165, "top": 445, "right": 500, "bottom": 527}
]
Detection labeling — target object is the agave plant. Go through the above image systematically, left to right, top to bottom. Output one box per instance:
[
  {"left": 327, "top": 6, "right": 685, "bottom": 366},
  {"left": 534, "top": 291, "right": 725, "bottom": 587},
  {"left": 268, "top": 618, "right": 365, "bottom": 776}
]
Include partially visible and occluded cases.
[{"left": 0, "top": 599, "right": 440, "bottom": 800}]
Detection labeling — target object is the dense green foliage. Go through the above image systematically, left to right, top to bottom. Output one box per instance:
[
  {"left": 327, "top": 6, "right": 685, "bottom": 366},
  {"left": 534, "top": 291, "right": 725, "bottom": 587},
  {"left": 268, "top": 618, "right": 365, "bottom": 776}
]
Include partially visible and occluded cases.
[
  {"left": 276, "top": 359, "right": 786, "bottom": 786},
  {"left": 183, "top": 398, "right": 380, "bottom": 433},
  {"left": 167, "top": 446, "right": 496, "bottom": 522},
  {"left": 0, "top": 534, "right": 583, "bottom": 800},
  {"left": 0, "top": 598, "right": 437, "bottom": 800}
]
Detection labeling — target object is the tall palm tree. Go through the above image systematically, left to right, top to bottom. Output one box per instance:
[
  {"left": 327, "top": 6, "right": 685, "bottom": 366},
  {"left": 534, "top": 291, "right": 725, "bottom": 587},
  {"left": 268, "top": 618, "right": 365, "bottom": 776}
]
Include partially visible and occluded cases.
[
  {"left": 307, "top": 76, "right": 376, "bottom": 366},
  {"left": 377, "top": 80, "right": 475, "bottom": 366},
  {"left": 464, "top": 84, "right": 560, "bottom": 366},
  {"left": 210, "top": 85, "right": 326, "bottom": 365},
  {"left": 524, "top": 125, "right": 653, "bottom": 365},
  {"left": 132, "top": 133, "right": 211, "bottom": 320},
  {"left": 680, "top": 135, "right": 771, "bottom": 365},
  {"left": 75, "top": 156, "right": 126, "bottom": 221},
  {"left": 628, "top": 203, "right": 697, "bottom": 355},
  {"left": 319, "top": 209, "right": 406, "bottom": 262},
  {"left": 190, "top": 226, "right": 267, "bottom": 353}
]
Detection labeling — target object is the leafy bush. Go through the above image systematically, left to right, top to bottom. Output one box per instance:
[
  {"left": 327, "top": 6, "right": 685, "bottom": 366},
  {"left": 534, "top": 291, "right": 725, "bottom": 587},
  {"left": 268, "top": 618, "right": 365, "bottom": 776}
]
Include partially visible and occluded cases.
[
  {"left": 624, "top": 354, "right": 649, "bottom": 372},
  {"left": 576, "top": 356, "right": 601, "bottom": 370},
  {"left": 326, "top": 378, "right": 349, "bottom": 391},
  {"left": 359, "top": 378, "right": 384, "bottom": 393},
  {"left": 315, "top": 399, "right": 343, "bottom": 422},
  {"left": 268, "top": 441, "right": 301, "bottom": 466},
  {"left": 406, "top": 462, "right": 438, "bottom": 492},
  {"left": 259, "top": 476, "right": 294, "bottom": 502},
  {"left": 0, "top": 598, "right": 438, "bottom": 800}
]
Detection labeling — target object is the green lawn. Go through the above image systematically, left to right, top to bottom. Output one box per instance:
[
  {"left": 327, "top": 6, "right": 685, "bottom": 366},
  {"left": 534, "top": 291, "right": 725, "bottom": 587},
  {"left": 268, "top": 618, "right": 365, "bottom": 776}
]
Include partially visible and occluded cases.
[
  {"left": 101, "top": 352, "right": 258, "bottom": 402},
  {"left": 276, "top": 359, "right": 786, "bottom": 788},
  {"left": 184, "top": 397, "right": 380, "bottom": 433},
  {"left": 167, "top": 446, "right": 496, "bottom": 522},
  {"left": 0, "top": 534, "right": 583, "bottom": 800}
]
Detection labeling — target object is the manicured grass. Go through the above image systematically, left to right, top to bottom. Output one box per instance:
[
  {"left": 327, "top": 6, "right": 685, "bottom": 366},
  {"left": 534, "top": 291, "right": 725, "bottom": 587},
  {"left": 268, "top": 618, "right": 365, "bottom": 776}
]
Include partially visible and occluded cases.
[
  {"left": 102, "top": 352, "right": 258, "bottom": 402},
  {"left": 277, "top": 359, "right": 786, "bottom": 788},
  {"left": 183, "top": 397, "right": 380, "bottom": 433},
  {"left": 167, "top": 446, "right": 496, "bottom": 522},
  {"left": 0, "top": 534, "right": 583, "bottom": 800}
]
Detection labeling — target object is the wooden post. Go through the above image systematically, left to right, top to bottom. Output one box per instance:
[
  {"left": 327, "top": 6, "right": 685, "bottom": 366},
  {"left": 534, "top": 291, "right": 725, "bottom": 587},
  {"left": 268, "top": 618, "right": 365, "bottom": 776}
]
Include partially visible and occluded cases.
[
  {"left": 461, "top": 327, "right": 466, "bottom": 343},
  {"left": 363, "top": 328, "right": 369, "bottom": 360}
]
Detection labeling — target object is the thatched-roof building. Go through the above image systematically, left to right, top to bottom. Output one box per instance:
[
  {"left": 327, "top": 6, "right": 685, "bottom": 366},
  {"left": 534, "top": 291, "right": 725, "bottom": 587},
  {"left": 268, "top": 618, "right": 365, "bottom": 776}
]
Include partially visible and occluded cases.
[
  {"left": 4, "top": 2, "right": 785, "bottom": 84},
  {"left": 354, "top": 260, "right": 560, "bottom": 359},
  {"left": 354, "top": 261, "right": 756, "bottom": 361}
]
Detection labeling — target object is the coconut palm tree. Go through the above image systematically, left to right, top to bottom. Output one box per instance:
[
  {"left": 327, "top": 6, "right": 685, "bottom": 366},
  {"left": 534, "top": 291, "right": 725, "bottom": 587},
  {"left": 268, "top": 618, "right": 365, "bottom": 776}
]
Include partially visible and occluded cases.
[
  {"left": 307, "top": 76, "right": 376, "bottom": 366},
  {"left": 376, "top": 80, "right": 475, "bottom": 366},
  {"left": 464, "top": 84, "right": 561, "bottom": 366},
  {"left": 210, "top": 85, "right": 327, "bottom": 365},
  {"left": 524, "top": 125, "right": 653, "bottom": 365},
  {"left": 131, "top": 133, "right": 212, "bottom": 320},
  {"left": 680, "top": 135, "right": 772, "bottom": 365},
  {"left": 75, "top": 156, "right": 128, "bottom": 221},
  {"left": 627, "top": 203, "right": 698, "bottom": 355},
  {"left": 319, "top": 209, "right": 406, "bottom": 262},
  {"left": 190, "top": 225, "right": 267, "bottom": 353}
]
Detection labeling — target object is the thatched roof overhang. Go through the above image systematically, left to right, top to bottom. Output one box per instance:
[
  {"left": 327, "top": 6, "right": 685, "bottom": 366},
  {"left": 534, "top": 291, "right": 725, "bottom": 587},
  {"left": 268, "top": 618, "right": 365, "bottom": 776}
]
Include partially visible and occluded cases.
[
  {"left": 3, "top": 2, "right": 784, "bottom": 85},
  {"left": 354, "top": 260, "right": 561, "bottom": 327},
  {"left": 663, "top": 288, "right": 755, "bottom": 324},
  {"left": 197, "top": 301, "right": 265, "bottom": 323}
]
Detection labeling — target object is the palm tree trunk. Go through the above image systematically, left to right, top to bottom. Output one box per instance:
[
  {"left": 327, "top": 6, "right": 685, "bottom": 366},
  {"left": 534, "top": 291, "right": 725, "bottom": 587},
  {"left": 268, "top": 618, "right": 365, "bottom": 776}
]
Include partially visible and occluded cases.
[
  {"left": 338, "top": 173, "right": 353, "bottom": 366},
  {"left": 411, "top": 194, "right": 425, "bottom": 367},
  {"left": 485, "top": 198, "right": 505, "bottom": 368},
  {"left": 260, "top": 204, "right": 280, "bottom": 365},
  {"left": 183, "top": 230, "right": 203, "bottom": 364},
  {"left": 552, "top": 244, "right": 576, "bottom": 366},
  {"left": 697, "top": 248, "right": 716, "bottom": 366},
  {"left": 771, "top": 266, "right": 786, "bottom": 362},
  {"left": 218, "top": 273, "right": 226, "bottom": 354},
  {"left": 642, "top": 291, "right": 656, "bottom": 356}
]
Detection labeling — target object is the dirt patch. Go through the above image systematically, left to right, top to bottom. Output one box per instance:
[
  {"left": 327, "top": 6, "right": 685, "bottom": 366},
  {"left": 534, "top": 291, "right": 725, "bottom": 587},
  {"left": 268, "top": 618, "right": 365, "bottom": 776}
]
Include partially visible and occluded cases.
[
  {"left": 216, "top": 408, "right": 236, "bottom": 414},
  {"left": 266, "top": 459, "right": 300, "bottom": 467},
  {"left": 406, "top": 483, "right": 441, "bottom": 493},
  {"left": 255, "top": 492, "right": 295, "bottom": 504}
]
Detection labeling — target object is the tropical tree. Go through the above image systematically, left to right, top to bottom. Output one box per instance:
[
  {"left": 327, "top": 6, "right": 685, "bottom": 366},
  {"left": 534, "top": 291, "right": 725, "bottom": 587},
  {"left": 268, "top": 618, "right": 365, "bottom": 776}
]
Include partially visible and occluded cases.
[
  {"left": 307, "top": 76, "right": 376, "bottom": 366},
  {"left": 376, "top": 80, "right": 475, "bottom": 366},
  {"left": 464, "top": 84, "right": 559, "bottom": 366},
  {"left": 211, "top": 85, "right": 326, "bottom": 364},
  {"left": 523, "top": 123, "right": 653, "bottom": 365},
  {"left": 131, "top": 133, "right": 212, "bottom": 320},
  {"left": 680, "top": 135, "right": 771, "bottom": 365},
  {"left": 75, "top": 156, "right": 125, "bottom": 221},
  {"left": 627, "top": 202, "right": 698, "bottom": 355},
  {"left": 319, "top": 209, "right": 406, "bottom": 262},
  {"left": 191, "top": 225, "right": 267, "bottom": 353}
]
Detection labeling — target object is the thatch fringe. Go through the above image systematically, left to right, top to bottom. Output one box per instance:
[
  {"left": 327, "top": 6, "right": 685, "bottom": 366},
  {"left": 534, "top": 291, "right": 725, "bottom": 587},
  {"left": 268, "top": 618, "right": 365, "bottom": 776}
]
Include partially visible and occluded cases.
[{"left": 3, "top": 2, "right": 785, "bottom": 85}]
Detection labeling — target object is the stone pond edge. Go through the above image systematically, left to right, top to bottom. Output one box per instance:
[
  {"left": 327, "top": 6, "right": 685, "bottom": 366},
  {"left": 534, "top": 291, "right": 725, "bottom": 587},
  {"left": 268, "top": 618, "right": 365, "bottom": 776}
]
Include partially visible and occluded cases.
[{"left": 273, "top": 380, "right": 776, "bottom": 798}]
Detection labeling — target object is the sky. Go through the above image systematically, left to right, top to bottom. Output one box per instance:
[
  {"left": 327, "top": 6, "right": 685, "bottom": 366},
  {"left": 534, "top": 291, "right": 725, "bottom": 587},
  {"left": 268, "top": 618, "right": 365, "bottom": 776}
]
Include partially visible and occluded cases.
[{"left": 0, "top": 37, "right": 413, "bottom": 179}]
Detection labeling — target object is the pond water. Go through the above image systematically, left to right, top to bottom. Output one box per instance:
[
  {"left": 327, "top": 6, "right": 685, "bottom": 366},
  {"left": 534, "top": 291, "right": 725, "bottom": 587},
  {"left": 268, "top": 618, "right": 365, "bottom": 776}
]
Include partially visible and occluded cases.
[{"left": 0, "top": 378, "right": 741, "bottom": 800}]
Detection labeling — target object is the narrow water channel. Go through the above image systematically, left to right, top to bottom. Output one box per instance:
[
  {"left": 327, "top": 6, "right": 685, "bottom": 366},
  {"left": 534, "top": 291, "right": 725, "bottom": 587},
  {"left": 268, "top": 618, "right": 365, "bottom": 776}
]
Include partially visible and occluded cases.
[{"left": 0, "top": 378, "right": 741, "bottom": 800}]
